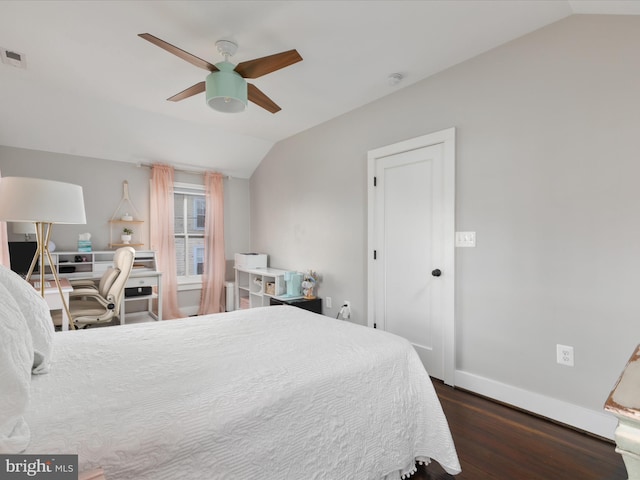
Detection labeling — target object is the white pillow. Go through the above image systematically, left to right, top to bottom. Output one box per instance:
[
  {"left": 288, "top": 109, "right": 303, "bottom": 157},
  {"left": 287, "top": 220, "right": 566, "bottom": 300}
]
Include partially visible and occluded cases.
[
  {"left": 0, "top": 266, "right": 54, "bottom": 374},
  {"left": 0, "top": 282, "right": 33, "bottom": 453}
]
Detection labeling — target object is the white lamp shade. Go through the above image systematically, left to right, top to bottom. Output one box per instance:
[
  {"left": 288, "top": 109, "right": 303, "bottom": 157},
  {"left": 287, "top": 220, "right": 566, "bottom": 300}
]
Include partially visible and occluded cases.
[
  {"left": 0, "top": 177, "right": 86, "bottom": 224},
  {"left": 11, "top": 222, "right": 37, "bottom": 235}
]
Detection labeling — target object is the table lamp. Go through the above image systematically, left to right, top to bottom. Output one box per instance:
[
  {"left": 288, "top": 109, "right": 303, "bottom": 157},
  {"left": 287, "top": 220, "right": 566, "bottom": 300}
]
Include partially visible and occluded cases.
[{"left": 0, "top": 177, "right": 86, "bottom": 328}]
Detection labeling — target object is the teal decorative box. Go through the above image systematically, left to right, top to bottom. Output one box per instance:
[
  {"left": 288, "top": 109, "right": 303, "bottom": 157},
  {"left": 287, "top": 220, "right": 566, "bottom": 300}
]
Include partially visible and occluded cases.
[{"left": 77, "top": 240, "right": 92, "bottom": 252}]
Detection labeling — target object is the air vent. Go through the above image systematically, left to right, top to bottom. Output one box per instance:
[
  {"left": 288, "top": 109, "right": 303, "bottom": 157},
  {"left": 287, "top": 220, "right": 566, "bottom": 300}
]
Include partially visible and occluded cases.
[{"left": 1, "top": 48, "right": 26, "bottom": 69}]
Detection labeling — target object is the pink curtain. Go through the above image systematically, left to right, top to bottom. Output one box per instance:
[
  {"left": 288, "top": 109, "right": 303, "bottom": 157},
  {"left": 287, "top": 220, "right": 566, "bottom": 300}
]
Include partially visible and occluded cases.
[
  {"left": 150, "top": 164, "right": 184, "bottom": 319},
  {"left": 0, "top": 172, "right": 10, "bottom": 268},
  {"left": 198, "top": 172, "right": 226, "bottom": 315}
]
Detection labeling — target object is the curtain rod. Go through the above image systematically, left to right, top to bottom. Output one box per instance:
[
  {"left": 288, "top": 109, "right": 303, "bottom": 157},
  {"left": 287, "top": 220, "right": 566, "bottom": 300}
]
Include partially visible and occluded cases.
[{"left": 136, "top": 161, "right": 230, "bottom": 179}]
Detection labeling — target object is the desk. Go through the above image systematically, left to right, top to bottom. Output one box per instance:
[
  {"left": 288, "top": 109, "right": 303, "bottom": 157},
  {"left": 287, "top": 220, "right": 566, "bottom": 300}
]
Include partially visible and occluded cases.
[
  {"left": 50, "top": 270, "right": 163, "bottom": 326},
  {"left": 121, "top": 271, "right": 163, "bottom": 324},
  {"left": 31, "top": 278, "right": 73, "bottom": 331}
]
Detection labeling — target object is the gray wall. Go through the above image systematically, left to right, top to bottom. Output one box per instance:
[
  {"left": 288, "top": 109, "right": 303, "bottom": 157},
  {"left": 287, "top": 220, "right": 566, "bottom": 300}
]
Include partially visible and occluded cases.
[
  {"left": 250, "top": 14, "right": 640, "bottom": 429},
  {"left": 0, "top": 146, "right": 251, "bottom": 311},
  {"left": 0, "top": 147, "right": 150, "bottom": 249}
]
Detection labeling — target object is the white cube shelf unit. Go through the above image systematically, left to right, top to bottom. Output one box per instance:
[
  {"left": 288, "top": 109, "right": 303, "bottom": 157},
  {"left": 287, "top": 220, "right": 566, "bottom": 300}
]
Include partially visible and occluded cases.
[{"left": 235, "top": 266, "right": 287, "bottom": 309}]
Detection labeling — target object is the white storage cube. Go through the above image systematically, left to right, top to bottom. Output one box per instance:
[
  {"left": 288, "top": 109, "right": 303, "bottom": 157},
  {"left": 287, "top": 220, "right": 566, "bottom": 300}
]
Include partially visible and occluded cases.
[{"left": 234, "top": 253, "right": 267, "bottom": 269}]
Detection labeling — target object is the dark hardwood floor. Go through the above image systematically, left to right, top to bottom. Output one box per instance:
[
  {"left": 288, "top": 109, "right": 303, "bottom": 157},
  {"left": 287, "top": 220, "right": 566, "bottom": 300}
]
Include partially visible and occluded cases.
[{"left": 413, "top": 380, "right": 626, "bottom": 479}]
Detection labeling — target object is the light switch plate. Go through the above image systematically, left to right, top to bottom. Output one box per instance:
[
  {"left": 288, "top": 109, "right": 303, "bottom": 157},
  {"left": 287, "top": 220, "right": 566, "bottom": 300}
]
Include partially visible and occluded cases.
[{"left": 455, "top": 231, "right": 476, "bottom": 247}]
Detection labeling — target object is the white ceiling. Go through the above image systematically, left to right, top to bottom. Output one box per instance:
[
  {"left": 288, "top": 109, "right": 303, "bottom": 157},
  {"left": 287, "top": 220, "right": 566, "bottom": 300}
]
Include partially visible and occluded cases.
[{"left": 0, "top": 0, "right": 638, "bottom": 178}]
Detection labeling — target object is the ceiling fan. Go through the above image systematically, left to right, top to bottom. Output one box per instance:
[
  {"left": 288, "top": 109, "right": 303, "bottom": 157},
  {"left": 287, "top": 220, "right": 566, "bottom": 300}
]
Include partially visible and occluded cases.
[{"left": 139, "top": 33, "right": 303, "bottom": 114}]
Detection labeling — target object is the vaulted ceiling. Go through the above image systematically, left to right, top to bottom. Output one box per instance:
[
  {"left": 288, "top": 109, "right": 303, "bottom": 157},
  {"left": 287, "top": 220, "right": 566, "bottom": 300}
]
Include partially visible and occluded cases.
[{"left": 1, "top": 1, "right": 638, "bottom": 178}]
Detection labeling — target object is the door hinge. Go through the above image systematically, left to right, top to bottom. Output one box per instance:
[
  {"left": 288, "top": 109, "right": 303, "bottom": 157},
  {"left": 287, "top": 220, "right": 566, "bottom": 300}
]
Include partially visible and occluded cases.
[{"left": 373, "top": 176, "right": 377, "bottom": 187}]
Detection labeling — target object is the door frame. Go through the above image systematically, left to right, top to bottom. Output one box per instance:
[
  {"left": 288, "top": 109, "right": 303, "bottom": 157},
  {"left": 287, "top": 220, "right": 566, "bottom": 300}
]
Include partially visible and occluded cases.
[{"left": 367, "top": 127, "right": 456, "bottom": 385}]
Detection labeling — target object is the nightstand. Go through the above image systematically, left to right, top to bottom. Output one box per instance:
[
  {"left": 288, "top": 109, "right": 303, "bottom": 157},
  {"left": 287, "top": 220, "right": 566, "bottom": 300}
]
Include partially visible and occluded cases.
[{"left": 270, "top": 296, "right": 322, "bottom": 314}]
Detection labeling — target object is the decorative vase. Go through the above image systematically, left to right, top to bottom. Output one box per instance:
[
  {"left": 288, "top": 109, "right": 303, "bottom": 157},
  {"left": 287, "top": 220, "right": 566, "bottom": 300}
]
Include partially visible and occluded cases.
[
  {"left": 121, "top": 234, "right": 132, "bottom": 244},
  {"left": 302, "top": 279, "right": 316, "bottom": 299}
]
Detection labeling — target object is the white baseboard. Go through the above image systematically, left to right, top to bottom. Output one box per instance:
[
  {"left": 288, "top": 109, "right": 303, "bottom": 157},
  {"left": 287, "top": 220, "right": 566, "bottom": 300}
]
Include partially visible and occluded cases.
[{"left": 454, "top": 370, "right": 617, "bottom": 440}]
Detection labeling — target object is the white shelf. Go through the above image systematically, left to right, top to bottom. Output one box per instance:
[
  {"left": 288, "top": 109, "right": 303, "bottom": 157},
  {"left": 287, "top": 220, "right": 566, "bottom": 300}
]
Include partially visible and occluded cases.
[
  {"left": 109, "top": 181, "right": 145, "bottom": 248},
  {"left": 45, "top": 250, "right": 157, "bottom": 280},
  {"left": 234, "top": 265, "right": 287, "bottom": 309},
  {"left": 120, "top": 311, "right": 157, "bottom": 325}
]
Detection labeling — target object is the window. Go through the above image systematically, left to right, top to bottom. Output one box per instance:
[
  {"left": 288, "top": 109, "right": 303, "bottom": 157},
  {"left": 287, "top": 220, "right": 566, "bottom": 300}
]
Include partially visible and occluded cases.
[
  {"left": 174, "top": 184, "right": 206, "bottom": 279},
  {"left": 195, "top": 197, "right": 206, "bottom": 230},
  {"left": 194, "top": 245, "right": 205, "bottom": 275}
]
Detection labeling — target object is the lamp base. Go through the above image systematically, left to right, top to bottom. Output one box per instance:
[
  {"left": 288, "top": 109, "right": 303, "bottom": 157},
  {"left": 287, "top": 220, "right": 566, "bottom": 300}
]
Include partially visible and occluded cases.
[{"left": 26, "top": 222, "right": 75, "bottom": 330}]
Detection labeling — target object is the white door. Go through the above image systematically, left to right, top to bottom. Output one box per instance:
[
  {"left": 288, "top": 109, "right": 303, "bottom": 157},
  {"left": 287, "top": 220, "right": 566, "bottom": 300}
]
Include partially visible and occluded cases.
[{"left": 367, "top": 129, "right": 455, "bottom": 384}]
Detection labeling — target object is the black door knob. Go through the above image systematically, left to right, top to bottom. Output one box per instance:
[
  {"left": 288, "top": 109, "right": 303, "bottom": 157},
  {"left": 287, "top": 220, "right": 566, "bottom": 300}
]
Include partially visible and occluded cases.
[{"left": 431, "top": 269, "right": 442, "bottom": 277}]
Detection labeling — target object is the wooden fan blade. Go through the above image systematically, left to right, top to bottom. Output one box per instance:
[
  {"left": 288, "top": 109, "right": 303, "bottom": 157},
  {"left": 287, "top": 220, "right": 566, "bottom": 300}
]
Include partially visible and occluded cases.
[
  {"left": 139, "top": 33, "right": 218, "bottom": 72},
  {"left": 235, "top": 49, "right": 302, "bottom": 79},
  {"left": 167, "top": 82, "right": 206, "bottom": 102},
  {"left": 248, "top": 83, "right": 281, "bottom": 113}
]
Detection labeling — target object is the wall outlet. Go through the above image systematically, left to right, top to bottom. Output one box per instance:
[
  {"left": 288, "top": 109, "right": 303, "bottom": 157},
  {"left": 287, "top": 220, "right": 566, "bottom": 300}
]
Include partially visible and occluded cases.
[
  {"left": 326, "top": 297, "right": 332, "bottom": 309},
  {"left": 557, "top": 344, "right": 574, "bottom": 367}
]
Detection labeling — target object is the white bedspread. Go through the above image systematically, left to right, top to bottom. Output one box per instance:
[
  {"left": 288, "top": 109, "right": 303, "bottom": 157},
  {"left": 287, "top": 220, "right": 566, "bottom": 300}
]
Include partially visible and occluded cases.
[{"left": 24, "top": 306, "right": 460, "bottom": 479}]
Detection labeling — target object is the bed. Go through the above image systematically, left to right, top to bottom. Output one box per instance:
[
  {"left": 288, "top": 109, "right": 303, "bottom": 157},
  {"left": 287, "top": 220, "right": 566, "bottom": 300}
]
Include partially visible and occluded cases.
[{"left": 1, "top": 265, "right": 461, "bottom": 479}]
